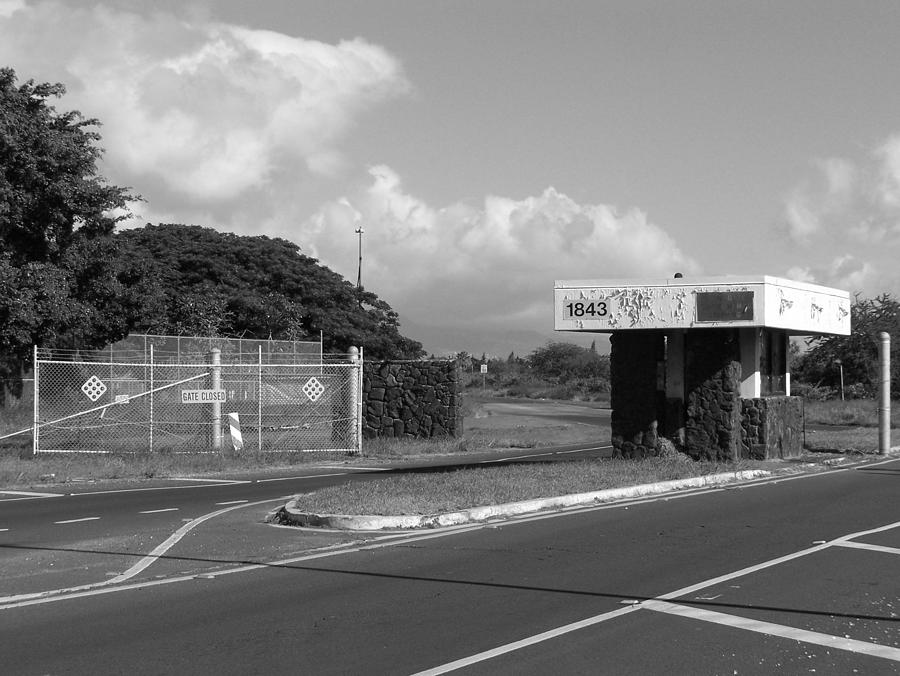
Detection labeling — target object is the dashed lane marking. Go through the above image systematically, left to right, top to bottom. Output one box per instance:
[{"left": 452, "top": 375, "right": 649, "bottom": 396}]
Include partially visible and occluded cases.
[
  {"left": 215, "top": 500, "right": 248, "bottom": 506},
  {"left": 139, "top": 508, "right": 179, "bottom": 514},
  {"left": 54, "top": 517, "right": 101, "bottom": 524}
]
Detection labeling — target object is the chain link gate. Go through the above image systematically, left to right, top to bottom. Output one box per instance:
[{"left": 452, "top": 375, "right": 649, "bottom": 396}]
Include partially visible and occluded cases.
[{"left": 32, "top": 338, "right": 362, "bottom": 455}]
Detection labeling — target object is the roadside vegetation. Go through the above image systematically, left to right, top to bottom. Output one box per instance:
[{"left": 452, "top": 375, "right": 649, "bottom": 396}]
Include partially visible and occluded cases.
[{"left": 289, "top": 455, "right": 743, "bottom": 517}]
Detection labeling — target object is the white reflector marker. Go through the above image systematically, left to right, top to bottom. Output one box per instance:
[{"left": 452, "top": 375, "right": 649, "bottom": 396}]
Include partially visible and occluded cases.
[{"left": 228, "top": 412, "right": 244, "bottom": 451}]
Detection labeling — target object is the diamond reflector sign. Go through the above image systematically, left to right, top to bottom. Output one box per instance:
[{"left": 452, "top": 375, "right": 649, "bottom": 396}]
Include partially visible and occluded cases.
[
  {"left": 81, "top": 375, "right": 107, "bottom": 402},
  {"left": 302, "top": 377, "right": 325, "bottom": 402}
]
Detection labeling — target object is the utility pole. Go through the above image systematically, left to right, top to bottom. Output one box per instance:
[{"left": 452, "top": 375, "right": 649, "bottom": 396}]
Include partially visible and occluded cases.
[{"left": 355, "top": 224, "right": 364, "bottom": 291}]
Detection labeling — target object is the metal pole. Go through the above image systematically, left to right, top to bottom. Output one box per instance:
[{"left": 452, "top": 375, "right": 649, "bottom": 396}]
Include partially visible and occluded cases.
[
  {"left": 355, "top": 226, "right": 364, "bottom": 290},
  {"left": 878, "top": 332, "right": 890, "bottom": 455},
  {"left": 149, "top": 343, "right": 154, "bottom": 454},
  {"left": 32, "top": 345, "right": 38, "bottom": 457},
  {"left": 258, "top": 345, "right": 263, "bottom": 454},
  {"left": 210, "top": 348, "right": 222, "bottom": 451}
]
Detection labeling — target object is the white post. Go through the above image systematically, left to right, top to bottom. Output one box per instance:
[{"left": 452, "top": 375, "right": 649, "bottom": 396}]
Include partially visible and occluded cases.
[
  {"left": 878, "top": 332, "right": 890, "bottom": 455},
  {"left": 348, "top": 346, "right": 361, "bottom": 454},
  {"left": 210, "top": 348, "right": 222, "bottom": 451}
]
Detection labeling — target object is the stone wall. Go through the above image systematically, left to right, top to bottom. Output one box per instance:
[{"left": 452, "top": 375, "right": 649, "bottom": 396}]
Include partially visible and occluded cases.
[
  {"left": 684, "top": 329, "right": 742, "bottom": 462},
  {"left": 610, "top": 332, "right": 664, "bottom": 459},
  {"left": 362, "top": 360, "right": 462, "bottom": 439},
  {"left": 741, "top": 396, "right": 803, "bottom": 459}
]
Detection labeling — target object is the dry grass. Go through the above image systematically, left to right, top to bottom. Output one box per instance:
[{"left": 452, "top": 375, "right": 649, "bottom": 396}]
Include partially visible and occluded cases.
[
  {"left": 803, "top": 398, "right": 900, "bottom": 427},
  {"left": 802, "top": 426, "right": 882, "bottom": 454},
  {"left": 289, "top": 455, "right": 753, "bottom": 516}
]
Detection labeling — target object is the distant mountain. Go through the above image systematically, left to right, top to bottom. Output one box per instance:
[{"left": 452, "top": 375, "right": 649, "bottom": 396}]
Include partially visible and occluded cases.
[{"left": 398, "top": 317, "right": 607, "bottom": 359}]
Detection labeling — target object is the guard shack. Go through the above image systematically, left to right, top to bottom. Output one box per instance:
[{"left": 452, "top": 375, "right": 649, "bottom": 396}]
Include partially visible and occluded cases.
[{"left": 554, "top": 276, "right": 851, "bottom": 461}]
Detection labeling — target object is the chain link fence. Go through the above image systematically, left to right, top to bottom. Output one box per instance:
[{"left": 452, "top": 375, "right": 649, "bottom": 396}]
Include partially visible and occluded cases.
[{"left": 31, "top": 337, "right": 361, "bottom": 455}]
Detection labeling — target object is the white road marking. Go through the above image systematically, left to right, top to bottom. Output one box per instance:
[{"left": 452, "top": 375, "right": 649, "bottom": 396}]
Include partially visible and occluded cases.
[
  {"left": 557, "top": 445, "right": 613, "bottom": 454},
  {"left": 482, "top": 452, "right": 555, "bottom": 463},
  {"left": 256, "top": 472, "right": 349, "bottom": 482},
  {"left": 169, "top": 478, "right": 250, "bottom": 484},
  {"left": 73, "top": 483, "right": 249, "bottom": 496},
  {"left": 0, "top": 490, "right": 63, "bottom": 498},
  {"left": 0, "top": 497, "right": 286, "bottom": 608},
  {"left": 215, "top": 500, "right": 248, "bottom": 506},
  {"left": 139, "top": 508, "right": 179, "bottom": 514},
  {"left": 54, "top": 517, "right": 100, "bottom": 524},
  {"left": 411, "top": 518, "right": 900, "bottom": 673},
  {"left": 0, "top": 528, "right": 8, "bottom": 532},
  {"left": 833, "top": 540, "right": 900, "bottom": 555},
  {"left": 643, "top": 600, "right": 900, "bottom": 662},
  {"left": 409, "top": 606, "right": 641, "bottom": 676}
]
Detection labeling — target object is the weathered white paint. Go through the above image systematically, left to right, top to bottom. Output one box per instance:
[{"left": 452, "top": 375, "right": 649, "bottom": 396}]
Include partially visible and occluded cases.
[{"left": 555, "top": 276, "right": 850, "bottom": 336}]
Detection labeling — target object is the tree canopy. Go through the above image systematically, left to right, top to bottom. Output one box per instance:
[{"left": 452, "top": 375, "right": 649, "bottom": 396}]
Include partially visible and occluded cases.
[
  {"left": 0, "top": 67, "right": 132, "bottom": 263},
  {"left": 115, "top": 224, "right": 424, "bottom": 359}
]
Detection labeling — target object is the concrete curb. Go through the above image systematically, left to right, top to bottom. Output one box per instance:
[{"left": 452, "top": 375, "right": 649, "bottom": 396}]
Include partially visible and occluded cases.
[{"left": 277, "top": 469, "right": 772, "bottom": 531}]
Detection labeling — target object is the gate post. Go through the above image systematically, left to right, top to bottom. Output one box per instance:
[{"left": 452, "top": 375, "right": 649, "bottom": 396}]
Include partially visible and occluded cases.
[
  {"left": 32, "top": 344, "right": 38, "bottom": 457},
  {"left": 348, "top": 346, "right": 362, "bottom": 454},
  {"left": 210, "top": 348, "right": 222, "bottom": 451}
]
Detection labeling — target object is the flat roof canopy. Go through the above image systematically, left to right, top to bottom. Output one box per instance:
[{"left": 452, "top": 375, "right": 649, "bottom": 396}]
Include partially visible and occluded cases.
[{"left": 555, "top": 275, "right": 850, "bottom": 336}]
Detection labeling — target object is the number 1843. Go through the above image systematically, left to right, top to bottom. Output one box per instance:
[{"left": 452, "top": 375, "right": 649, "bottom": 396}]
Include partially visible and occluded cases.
[{"left": 563, "top": 300, "right": 608, "bottom": 318}]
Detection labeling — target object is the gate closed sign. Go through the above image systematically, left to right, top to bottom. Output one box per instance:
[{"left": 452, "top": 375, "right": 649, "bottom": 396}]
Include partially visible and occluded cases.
[{"left": 181, "top": 389, "right": 227, "bottom": 404}]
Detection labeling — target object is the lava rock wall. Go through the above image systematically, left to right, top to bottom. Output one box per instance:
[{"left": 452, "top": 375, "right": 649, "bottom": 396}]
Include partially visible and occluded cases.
[
  {"left": 363, "top": 360, "right": 462, "bottom": 439},
  {"left": 741, "top": 396, "right": 803, "bottom": 459}
]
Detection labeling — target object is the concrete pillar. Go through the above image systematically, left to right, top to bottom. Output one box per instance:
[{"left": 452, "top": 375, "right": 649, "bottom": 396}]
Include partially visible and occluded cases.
[{"left": 739, "top": 328, "right": 762, "bottom": 398}]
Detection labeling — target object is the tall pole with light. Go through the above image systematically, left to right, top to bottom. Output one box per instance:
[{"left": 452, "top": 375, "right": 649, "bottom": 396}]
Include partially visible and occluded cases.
[{"left": 355, "top": 224, "right": 364, "bottom": 291}]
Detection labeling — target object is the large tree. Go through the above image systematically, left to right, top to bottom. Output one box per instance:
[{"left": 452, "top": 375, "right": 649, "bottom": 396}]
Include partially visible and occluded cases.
[
  {"left": 0, "top": 68, "right": 132, "bottom": 263},
  {"left": 0, "top": 68, "right": 138, "bottom": 400},
  {"left": 116, "top": 224, "right": 424, "bottom": 360}
]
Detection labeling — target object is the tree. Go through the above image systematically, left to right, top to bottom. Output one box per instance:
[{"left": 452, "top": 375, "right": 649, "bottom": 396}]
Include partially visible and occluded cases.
[
  {"left": 0, "top": 68, "right": 133, "bottom": 263},
  {"left": 0, "top": 69, "right": 139, "bottom": 402},
  {"left": 115, "top": 224, "right": 425, "bottom": 359},
  {"left": 793, "top": 294, "right": 900, "bottom": 395},
  {"left": 528, "top": 341, "right": 610, "bottom": 382}
]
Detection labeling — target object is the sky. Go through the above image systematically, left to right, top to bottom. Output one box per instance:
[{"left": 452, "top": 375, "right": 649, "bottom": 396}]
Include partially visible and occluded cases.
[{"left": 2, "top": 0, "right": 900, "bottom": 357}]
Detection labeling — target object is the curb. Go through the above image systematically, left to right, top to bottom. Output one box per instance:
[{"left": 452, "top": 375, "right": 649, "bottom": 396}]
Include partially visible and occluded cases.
[{"left": 276, "top": 469, "right": 772, "bottom": 531}]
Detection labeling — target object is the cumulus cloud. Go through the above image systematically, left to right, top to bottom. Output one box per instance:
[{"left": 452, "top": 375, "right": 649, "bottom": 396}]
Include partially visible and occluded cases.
[
  {"left": 0, "top": 1, "right": 408, "bottom": 203},
  {"left": 783, "top": 140, "right": 900, "bottom": 295},
  {"left": 302, "top": 167, "right": 698, "bottom": 332}
]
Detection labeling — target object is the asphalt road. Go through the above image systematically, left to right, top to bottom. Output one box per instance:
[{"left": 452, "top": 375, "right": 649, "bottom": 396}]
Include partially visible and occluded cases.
[
  {"left": 0, "top": 440, "right": 613, "bottom": 596},
  {"left": 1, "top": 456, "right": 898, "bottom": 674}
]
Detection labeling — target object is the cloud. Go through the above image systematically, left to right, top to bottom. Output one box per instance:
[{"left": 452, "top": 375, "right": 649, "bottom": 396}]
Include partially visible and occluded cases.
[
  {"left": 0, "top": 1, "right": 408, "bottom": 204},
  {"left": 782, "top": 140, "right": 900, "bottom": 295},
  {"left": 303, "top": 167, "right": 698, "bottom": 332}
]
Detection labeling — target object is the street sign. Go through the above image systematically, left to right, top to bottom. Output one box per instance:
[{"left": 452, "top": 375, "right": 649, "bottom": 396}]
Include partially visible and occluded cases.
[
  {"left": 480, "top": 364, "right": 488, "bottom": 374},
  {"left": 181, "top": 389, "right": 226, "bottom": 404}
]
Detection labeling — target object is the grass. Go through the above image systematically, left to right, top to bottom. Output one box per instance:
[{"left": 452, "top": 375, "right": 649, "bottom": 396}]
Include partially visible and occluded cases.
[
  {"left": 803, "top": 398, "right": 900, "bottom": 427},
  {"left": 289, "top": 454, "right": 734, "bottom": 516}
]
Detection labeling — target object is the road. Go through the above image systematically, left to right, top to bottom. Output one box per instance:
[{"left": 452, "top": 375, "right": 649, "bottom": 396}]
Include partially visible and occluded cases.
[
  {"left": 0, "top": 440, "right": 612, "bottom": 596},
  {"left": 1, "top": 454, "right": 898, "bottom": 674}
]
